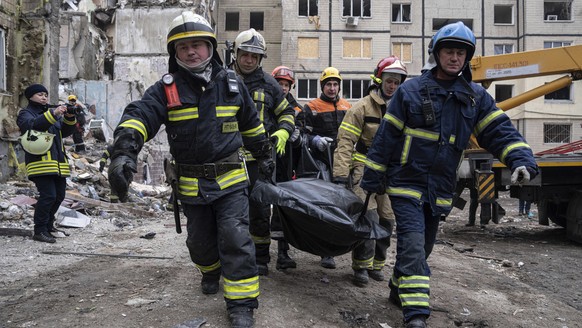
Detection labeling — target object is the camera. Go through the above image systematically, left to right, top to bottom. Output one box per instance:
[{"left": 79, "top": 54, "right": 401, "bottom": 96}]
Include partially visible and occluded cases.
[{"left": 66, "top": 104, "right": 78, "bottom": 115}]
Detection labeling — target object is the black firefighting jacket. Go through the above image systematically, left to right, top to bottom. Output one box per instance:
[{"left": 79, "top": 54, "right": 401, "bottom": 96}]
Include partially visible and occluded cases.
[{"left": 114, "top": 60, "right": 268, "bottom": 205}]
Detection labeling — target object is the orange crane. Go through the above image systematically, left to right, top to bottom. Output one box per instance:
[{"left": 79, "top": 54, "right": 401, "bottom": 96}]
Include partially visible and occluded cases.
[{"left": 457, "top": 45, "right": 582, "bottom": 242}]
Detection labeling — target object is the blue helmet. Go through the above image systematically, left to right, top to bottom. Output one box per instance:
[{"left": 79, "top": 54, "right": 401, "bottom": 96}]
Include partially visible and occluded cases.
[{"left": 429, "top": 21, "right": 476, "bottom": 62}]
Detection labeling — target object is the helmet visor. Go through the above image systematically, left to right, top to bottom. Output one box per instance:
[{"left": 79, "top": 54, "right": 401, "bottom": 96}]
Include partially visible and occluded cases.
[{"left": 273, "top": 68, "right": 295, "bottom": 80}]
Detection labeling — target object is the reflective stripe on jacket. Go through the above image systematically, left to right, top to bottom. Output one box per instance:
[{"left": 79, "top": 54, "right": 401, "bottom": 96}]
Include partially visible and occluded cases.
[
  {"left": 333, "top": 88, "right": 386, "bottom": 178},
  {"left": 16, "top": 103, "right": 76, "bottom": 179}
]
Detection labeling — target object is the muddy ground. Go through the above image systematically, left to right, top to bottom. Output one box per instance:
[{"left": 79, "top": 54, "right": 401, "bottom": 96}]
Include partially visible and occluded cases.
[{"left": 1, "top": 187, "right": 581, "bottom": 328}]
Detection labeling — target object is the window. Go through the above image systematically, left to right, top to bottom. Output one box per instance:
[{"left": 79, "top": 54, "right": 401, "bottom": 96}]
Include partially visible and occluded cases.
[
  {"left": 299, "top": 0, "right": 318, "bottom": 17},
  {"left": 343, "top": 0, "right": 371, "bottom": 17},
  {"left": 544, "top": 1, "right": 571, "bottom": 21},
  {"left": 392, "top": 4, "right": 411, "bottom": 23},
  {"left": 494, "top": 5, "right": 513, "bottom": 24},
  {"left": 225, "top": 12, "right": 239, "bottom": 31},
  {"left": 250, "top": 12, "right": 264, "bottom": 30},
  {"left": 433, "top": 18, "right": 473, "bottom": 31},
  {"left": 0, "top": 29, "right": 5, "bottom": 91},
  {"left": 297, "top": 37, "right": 319, "bottom": 58},
  {"left": 343, "top": 38, "right": 371, "bottom": 58},
  {"left": 544, "top": 41, "right": 572, "bottom": 48},
  {"left": 392, "top": 42, "right": 412, "bottom": 63},
  {"left": 494, "top": 44, "right": 514, "bottom": 55},
  {"left": 298, "top": 79, "right": 319, "bottom": 99},
  {"left": 343, "top": 79, "right": 371, "bottom": 100},
  {"left": 495, "top": 84, "right": 513, "bottom": 102},
  {"left": 545, "top": 85, "right": 571, "bottom": 101},
  {"left": 544, "top": 124, "right": 571, "bottom": 143}
]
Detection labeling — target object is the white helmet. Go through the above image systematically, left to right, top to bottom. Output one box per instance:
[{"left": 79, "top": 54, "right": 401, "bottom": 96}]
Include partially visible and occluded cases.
[{"left": 20, "top": 130, "right": 54, "bottom": 155}]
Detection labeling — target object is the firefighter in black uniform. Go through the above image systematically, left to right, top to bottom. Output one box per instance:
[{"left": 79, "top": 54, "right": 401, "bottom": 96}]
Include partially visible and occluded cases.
[
  {"left": 107, "top": 12, "right": 273, "bottom": 328},
  {"left": 231, "top": 28, "right": 296, "bottom": 276}
]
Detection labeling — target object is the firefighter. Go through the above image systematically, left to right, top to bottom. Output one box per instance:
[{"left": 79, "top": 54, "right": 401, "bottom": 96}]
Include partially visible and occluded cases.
[
  {"left": 107, "top": 12, "right": 274, "bottom": 327},
  {"left": 360, "top": 21, "right": 538, "bottom": 328},
  {"left": 231, "top": 29, "right": 296, "bottom": 276},
  {"left": 333, "top": 56, "right": 407, "bottom": 287},
  {"left": 269, "top": 65, "right": 304, "bottom": 271},
  {"left": 302, "top": 66, "right": 351, "bottom": 269},
  {"left": 17, "top": 84, "right": 76, "bottom": 243},
  {"left": 67, "top": 94, "right": 87, "bottom": 153}
]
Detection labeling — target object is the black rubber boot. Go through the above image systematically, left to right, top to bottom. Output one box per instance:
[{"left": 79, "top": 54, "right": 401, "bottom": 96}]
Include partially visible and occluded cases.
[
  {"left": 276, "top": 240, "right": 297, "bottom": 270},
  {"left": 320, "top": 256, "right": 336, "bottom": 269},
  {"left": 257, "top": 263, "right": 269, "bottom": 276},
  {"left": 352, "top": 269, "right": 369, "bottom": 287},
  {"left": 368, "top": 269, "right": 385, "bottom": 281},
  {"left": 201, "top": 271, "right": 220, "bottom": 295},
  {"left": 228, "top": 307, "right": 254, "bottom": 328},
  {"left": 405, "top": 315, "right": 427, "bottom": 328}
]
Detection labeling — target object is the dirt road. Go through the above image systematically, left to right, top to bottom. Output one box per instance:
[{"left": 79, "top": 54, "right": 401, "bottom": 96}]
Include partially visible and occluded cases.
[{"left": 1, "top": 190, "right": 581, "bottom": 328}]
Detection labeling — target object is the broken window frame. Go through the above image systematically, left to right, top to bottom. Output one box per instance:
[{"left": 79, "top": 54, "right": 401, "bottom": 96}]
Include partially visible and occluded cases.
[
  {"left": 299, "top": 0, "right": 318, "bottom": 17},
  {"left": 342, "top": 0, "right": 371, "bottom": 18},
  {"left": 543, "top": 0, "right": 572, "bottom": 21},
  {"left": 392, "top": 3, "right": 411, "bottom": 23},
  {"left": 544, "top": 123, "right": 571, "bottom": 144}
]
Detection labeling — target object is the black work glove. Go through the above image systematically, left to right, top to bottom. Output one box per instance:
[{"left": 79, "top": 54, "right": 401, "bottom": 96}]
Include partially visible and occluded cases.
[
  {"left": 108, "top": 155, "right": 137, "bottom": 202},
  {"left": 257, "top": 158, "right": 275, "bottom": 183},
  {"left": 99, "top": 161, "right": 106, "bottom": 173},
  {"left": 334, "top": 176, "right": 349, "bottom": 188}
]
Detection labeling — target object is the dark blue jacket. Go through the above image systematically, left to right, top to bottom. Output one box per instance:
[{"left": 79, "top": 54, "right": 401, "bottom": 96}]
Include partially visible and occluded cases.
[
  {"left": 361, "top": 69, "right": 537, "bottom": 216},
  {"left": 16, "top": 102, "right": 76, "bottom": 178}
]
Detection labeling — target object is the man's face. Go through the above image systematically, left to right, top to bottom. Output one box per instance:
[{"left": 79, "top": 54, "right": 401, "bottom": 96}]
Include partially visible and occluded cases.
[
  {"left": 175, "top": 38, "right": 210, "bottom": 66},
  {"left": 436, "top": 47, "right": 467, "bottom": 79},
  {"left": 236, "top": 50, "right": 260, "bottom": 74},
  {"left": 381, "top": 77, "right": 401, "bottom": 97},
  {"left": 277, "top": 80, "right": 291, "bottom": 96},
  {"left": 322, "top": 80, "right": 340, "bottom": 99},
  {"left": 69, "top": 99, "right": 76, "bottom": 105}
]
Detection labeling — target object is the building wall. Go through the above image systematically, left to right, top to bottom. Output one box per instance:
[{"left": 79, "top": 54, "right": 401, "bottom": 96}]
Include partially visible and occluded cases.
[{"left": 215, "top": 0, "right": 283, "bottom": 72}]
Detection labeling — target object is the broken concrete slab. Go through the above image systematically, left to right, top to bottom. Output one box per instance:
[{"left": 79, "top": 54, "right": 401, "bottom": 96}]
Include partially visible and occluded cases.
[{"left": 56, "top": 206, "right": 92, "bottom": 228}]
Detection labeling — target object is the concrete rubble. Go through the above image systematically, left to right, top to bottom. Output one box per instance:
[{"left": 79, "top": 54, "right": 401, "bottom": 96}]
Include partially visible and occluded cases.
[{"left": 0, "top": 131, "right": 172, "bottom": 237}]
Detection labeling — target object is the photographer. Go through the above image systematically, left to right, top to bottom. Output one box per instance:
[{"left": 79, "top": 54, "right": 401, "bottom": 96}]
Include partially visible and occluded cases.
[{"left": 67, "top": 95, "right": 87, "bottom": 153}]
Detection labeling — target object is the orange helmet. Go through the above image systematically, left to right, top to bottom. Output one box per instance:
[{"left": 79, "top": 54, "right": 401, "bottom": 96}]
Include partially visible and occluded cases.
[{"left": 272, "top": 66, "right": 295, "bottom": 85}]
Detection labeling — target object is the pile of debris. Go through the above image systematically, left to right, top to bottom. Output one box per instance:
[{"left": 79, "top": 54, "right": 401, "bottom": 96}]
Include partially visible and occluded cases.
[{"left": 0, "top": 133, "right": 172, "bottom": 238}]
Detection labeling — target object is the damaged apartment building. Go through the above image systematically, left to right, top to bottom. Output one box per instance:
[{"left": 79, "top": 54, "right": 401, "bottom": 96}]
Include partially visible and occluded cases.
[{"left": 0, "top": 0, "right": 216, "bottom": 184}]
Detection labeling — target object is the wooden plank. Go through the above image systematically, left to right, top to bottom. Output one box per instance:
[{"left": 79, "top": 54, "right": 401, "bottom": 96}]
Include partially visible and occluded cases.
[{"left": 65, "top": 191, "right": 157, "bottom": 217}]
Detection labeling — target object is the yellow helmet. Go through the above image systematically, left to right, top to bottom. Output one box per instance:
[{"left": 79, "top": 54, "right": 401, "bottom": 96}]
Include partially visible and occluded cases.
[
  {"left": 320, "top": 67, "right": 342, "bottom": 84},
  {"left": 68, "top": 95, "right": 77, "bottom": 101},
  {"left": 20, "top": 130, "right": 54, "bottom": 155}
]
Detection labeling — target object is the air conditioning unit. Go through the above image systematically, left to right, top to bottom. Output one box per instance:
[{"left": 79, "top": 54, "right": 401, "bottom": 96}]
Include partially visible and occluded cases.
[
  {"left": 547, "top": 15, "right": 558, "bottom": 21},
  {"left": 346, "top": 16, "right": 359, "bottom": 27}
]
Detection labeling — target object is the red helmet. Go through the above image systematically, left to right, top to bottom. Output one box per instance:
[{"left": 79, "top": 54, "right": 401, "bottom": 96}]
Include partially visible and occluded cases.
[
  {"left": 372, "top": 56, "right": 407, "bottom": 84},
  {"left": 272, "top": 65, "right": 295, "bottom": 85}
]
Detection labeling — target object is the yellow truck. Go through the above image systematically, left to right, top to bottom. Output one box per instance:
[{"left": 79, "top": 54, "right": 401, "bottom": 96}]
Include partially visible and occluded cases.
[{"left": 457, "top": 45, "right": 582, "bottom": 242}]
